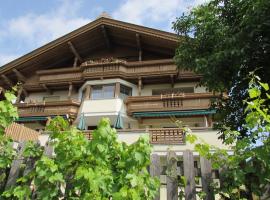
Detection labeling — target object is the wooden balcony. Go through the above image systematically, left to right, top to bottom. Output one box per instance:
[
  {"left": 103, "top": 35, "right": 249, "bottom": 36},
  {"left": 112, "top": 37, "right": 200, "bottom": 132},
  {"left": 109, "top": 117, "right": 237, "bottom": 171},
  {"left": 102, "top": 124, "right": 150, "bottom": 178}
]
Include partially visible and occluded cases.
[
  {"left": 34, "top": 59, "right": 199, "bottom": 85},
  {"left": 126, "top": 93, "right": 215, "bottom": 116},
  {"left": 16, "top": 100, "right": 80, "bottom": 118},
  {"left": 84, "top": 128, "right": 185, "bottom": 144}
]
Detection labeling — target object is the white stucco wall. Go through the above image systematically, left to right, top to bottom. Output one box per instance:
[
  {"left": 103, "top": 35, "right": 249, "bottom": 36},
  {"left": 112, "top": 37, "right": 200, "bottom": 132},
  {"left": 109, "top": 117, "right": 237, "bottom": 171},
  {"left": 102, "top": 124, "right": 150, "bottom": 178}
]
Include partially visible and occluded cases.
[
  {"left": 140, "top": 82, "right": 207, "bottom": 96},
  {"left": 25, "top": 90, "right": 78, "bottom": 103},
  {"left": 138, "top": 117, "right": 206, "bottom": 128},
  {"left": 116, "top": 129, "right": 229, "bottom": 152}
]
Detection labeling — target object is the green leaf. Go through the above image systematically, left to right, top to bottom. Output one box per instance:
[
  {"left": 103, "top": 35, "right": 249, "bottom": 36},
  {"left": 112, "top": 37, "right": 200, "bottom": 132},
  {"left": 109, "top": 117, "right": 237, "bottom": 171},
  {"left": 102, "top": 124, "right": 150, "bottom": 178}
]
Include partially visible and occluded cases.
[
  {"left": 259, "top": 82, "right": 269, "bottom": 91},
  {"left": 248, "top": 87, "right": 261, "bottom": 98}
]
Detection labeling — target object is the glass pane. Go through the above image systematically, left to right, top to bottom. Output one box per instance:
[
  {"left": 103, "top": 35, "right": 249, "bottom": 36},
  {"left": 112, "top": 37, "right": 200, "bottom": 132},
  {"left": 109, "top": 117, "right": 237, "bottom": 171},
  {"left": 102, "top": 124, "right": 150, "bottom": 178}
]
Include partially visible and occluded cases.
[
  {"left": 103, "top": 84, "right": 115, "bottom": 99},
  {"left": 120, "top": 84, "right": 132, "bottom": 99},
  {"left": 92, "top": 85, "right": 103, "bottom": 99}
]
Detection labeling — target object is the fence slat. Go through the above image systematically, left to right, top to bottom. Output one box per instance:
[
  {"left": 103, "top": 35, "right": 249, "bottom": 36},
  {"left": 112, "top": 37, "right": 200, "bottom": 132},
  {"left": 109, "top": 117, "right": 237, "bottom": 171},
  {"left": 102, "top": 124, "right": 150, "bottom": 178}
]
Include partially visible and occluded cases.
[
  {"left": 5, "top": 142, "right": 26, "bottom": 189},
  {"left": 44, "top": 142, "right": 53, "bottom": 157},
  {"left": 183, "top": 150, "right": 196, "bottom": 200},
  {"left": 167, "top": 151, "right": 178, "bottom": 200},
  {"left": 150, "top": 154, "right": 161, "bottom": 200},
  {"left": 200, "top": 157, "right": 214, "bottom": 200}
]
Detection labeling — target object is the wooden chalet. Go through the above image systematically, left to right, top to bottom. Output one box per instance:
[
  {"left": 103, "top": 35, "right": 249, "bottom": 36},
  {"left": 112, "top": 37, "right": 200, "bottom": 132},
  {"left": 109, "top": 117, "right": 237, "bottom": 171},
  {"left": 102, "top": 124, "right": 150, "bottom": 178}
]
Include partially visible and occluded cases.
[{"left": 0, "top": 14, "right": 223, "bottom": 150}]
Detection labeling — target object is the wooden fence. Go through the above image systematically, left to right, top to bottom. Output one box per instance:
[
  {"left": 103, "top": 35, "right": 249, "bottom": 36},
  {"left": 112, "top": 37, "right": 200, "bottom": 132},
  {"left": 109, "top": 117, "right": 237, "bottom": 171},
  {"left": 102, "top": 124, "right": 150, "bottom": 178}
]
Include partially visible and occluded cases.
[
  {"left": 0, "top": 141, "right": 221, "bottom": 200},
  {"left": 150, "top": 151, "right": 217, "bottom": 200}
]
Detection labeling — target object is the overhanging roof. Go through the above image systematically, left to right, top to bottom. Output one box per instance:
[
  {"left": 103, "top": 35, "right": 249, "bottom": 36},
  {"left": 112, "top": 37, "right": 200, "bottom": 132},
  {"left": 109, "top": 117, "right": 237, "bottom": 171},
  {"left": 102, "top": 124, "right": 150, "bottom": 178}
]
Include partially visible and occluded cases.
[{"left": 0, "top": 16, "right": 180, "bottom": 87}]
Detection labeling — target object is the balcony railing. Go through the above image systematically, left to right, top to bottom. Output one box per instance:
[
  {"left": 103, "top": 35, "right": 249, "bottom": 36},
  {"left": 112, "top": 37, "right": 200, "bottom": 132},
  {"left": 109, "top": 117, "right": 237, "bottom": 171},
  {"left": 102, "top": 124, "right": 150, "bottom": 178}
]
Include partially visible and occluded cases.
[
  {"left": 33, "top": 59, "right": 199, "bottom": 84},
  {"left": 125, "top": 93, "right": 215, "bottom": 115},
  {"left": 16, "top": 100, "right": 80, "bottom": 118},
  {"left": 83, "top": 128, "right": 185, "bottom": 144}
]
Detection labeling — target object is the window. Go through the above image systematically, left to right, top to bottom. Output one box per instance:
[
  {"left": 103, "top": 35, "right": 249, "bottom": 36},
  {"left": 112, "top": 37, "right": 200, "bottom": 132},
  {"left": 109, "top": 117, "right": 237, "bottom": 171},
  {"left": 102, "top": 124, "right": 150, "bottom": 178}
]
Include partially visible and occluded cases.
[
  {"left": 91, "top": 84, "right": 115, "bottom": 100},
  {"left": 120, "top": 84, "right": 132, "bottom": 99},
  {"left": 152, "top": 87, "right": 194, "bottom": 95},
  {"left": 43, "top": 96, "right": 60, "bottom": 102}
]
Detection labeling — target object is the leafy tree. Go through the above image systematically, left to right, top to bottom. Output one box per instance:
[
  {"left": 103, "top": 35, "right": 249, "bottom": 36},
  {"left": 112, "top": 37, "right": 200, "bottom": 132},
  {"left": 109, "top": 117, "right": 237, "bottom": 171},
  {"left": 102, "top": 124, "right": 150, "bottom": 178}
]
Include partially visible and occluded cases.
[
  {"left": 173, "top": 0, "right": 270, "bottom": 139},
  {"left": 186, "top": 77, "right": 270, "bottom": 199},
  {"left": 0, "top": 89, "right": 18, "bottom": 193},
  {"left": 2, "top": 117, "right": 159, "bottom": 199}
]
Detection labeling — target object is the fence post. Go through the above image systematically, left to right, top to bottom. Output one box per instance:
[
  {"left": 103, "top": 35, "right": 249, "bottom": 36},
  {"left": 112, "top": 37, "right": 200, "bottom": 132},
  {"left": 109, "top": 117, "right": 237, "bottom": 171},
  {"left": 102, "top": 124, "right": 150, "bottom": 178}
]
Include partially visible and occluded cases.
[
  {"left": 44, "top": 141, "right": 53, "bottom": 157},
  {"left": 5, "top": 142, "right": 26, "bottom": 189},
  {"left": 183, "top": 150, "right": 196, "bottom": 200},
  {"left": 167, "top": 151, "right": 178, "bottom": 200},
  {"left": 150, "top": 154, "right": 161, "bottom": 200},
  {"left": 200, "top": 157, "right": 214, "bottom": 200}
]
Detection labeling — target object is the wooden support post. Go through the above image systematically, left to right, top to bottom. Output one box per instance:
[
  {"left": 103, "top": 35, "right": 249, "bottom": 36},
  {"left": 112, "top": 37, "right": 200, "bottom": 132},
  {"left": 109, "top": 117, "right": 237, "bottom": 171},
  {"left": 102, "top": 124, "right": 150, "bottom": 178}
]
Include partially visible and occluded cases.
[
  {"left": 101, "top": 25, "right": 111, "bottom": 49},
  {"left": 136, "top": 33, "right": 142, "bottom": 61},
  {"left": 68, "top": 41, "right": 83, "bottom": 63},
  {"left": 73, "top": 57, "right": 79, "bottom": 68},
  {"left": 12, "top": 69, "right": 26, "bottom": 83},
  {"left": 138, "top": 77, "right": 142, "bottom": 96},
  {"left": 68, "top": 82, "right": 73, "bottom": 99},
  {"left": 115, "top": 82, "right": 120, "bottom": 98},
  {"left": 84, "top": 85, "right": 91, "bottom": 100},
  {"left": 16, "top": 86, "right": 23, "bottom": 103},
  {"left": 22, "top": 88, "right": 28, "bottom": 97},
  {"left": 207, "top": 115, "right": 213, "bottom": 127},
  {"left": 5, "top": 142, "right": 26, "bottom": 189},
  {"left": 183, "top": 150, "right": 196, "bottom": 200},
  {"left": 167, "top": 151, "right": 178, "bottom": 200},
  {"left": 150, "top": 154, "right": 161, "bottom": 200},
  {"left": 200, "top": 157, "right": 215, "bottom": 200}
]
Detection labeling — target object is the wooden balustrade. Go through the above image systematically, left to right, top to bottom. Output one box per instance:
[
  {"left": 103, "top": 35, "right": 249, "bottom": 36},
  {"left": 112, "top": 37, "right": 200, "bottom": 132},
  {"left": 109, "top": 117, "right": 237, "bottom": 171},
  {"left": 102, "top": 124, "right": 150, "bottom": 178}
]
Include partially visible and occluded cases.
[
  {"left": 35, "top": 59, "right": 198, "bottom": 84},
  {"left": 126, "top": 93, "right": 215, "bottom": 115},
  {"left": 16, "top": 100, "right": 80, "bottom": 118},
  {"left": 83, "top": 128, "right": 185, "bottom": 144}
]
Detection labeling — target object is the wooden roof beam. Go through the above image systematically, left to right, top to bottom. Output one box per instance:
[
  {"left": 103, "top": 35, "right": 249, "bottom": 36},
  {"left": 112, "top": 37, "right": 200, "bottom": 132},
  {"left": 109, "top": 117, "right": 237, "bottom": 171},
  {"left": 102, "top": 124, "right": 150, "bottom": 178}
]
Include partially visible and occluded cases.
[
  {"left": 101, "top": 25, "right": 111, "bottom": 49},
  {"left": 136, "top": 33, "right": 142, "bottom": 61},
  {"left": 68, "top": 41, "right": 83, "bottom": 64},
  {"left": 12, "top": 69, "right": 26, "bottom": 83},
  {"left": 1, "top": 74, "right": 13, "bottom": 88},
  {"left": 41, "top": 84, "right": 52, "bottom": 94}
]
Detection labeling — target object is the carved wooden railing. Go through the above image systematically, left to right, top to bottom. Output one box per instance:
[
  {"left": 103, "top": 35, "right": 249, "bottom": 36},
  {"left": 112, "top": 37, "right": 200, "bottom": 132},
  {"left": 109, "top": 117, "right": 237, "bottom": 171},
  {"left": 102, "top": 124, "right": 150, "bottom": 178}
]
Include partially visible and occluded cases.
[
  {"left": 34, "top": 59, "right": 198, "bottom": 84},
  {"left": 125, "top": 93, "right": 215, "bottom": 115},
  {"left": 16, "top": 100, "right": 80, "bottom": 118},
  {"left": 83, "top": 128, "right": 185, "bottom": 144}
]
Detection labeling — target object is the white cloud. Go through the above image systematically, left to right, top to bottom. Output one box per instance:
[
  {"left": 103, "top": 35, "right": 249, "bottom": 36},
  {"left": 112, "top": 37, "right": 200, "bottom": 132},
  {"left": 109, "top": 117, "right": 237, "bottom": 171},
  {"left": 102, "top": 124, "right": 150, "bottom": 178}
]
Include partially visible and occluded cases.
[
  {"left": 0, "top": 0, "right": 92, "bottom": 66},
  {"left": 5, "top": 0, "right": 90, "bottom": 46},
  {"left": 112, "top": 0, "right": 208, "bottom": 31},
  {"left": 0, "top": 53, "right": 20, "bottom": 66}
]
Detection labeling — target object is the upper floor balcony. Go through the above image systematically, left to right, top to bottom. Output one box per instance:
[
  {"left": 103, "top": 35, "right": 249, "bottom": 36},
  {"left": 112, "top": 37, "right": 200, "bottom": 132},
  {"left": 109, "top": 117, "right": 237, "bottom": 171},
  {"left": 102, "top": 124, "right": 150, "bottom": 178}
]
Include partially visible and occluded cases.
[
  {"left": 26, "top": 59, "right": 200, "bottom": 87},
  {"left": 125, "top": 93, "right": 216, "bottom": 117}
]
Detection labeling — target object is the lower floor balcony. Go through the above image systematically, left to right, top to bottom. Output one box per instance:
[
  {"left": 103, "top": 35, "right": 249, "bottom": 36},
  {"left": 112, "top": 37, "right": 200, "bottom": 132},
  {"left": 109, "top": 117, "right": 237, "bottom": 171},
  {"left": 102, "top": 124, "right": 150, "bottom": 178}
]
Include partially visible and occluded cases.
[
  {"left": 125, "top": 93, "right": 216, "bottom": 117},
  {"left": 15, "top": 100, "right": 80, "bottom": 120}
]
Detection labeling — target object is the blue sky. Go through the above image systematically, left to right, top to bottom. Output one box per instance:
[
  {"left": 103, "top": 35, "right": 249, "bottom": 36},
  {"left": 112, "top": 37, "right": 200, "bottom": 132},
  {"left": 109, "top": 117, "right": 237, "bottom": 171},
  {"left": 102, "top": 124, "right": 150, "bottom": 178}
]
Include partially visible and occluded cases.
[{"left": 0, "top": 0, "right": 206, "bottom": 66}]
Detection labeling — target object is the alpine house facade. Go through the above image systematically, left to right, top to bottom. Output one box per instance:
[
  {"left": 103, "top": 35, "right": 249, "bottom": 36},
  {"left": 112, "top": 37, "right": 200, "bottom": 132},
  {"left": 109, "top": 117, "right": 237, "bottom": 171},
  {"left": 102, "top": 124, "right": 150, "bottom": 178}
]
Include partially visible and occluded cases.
[{"left": 0, "top": 15, "right": 226, "bottom": 151}]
